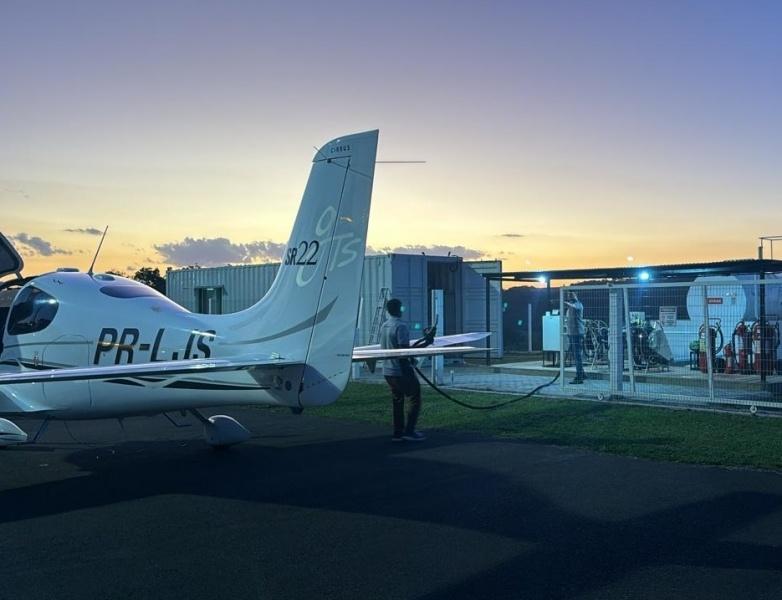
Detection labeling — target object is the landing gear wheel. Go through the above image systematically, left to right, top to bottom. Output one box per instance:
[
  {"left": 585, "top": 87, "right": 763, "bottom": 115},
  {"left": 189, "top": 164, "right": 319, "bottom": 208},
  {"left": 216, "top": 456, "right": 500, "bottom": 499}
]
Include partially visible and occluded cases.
[{"left": 190, "top": 411, "right": 251, "bottom": 448}]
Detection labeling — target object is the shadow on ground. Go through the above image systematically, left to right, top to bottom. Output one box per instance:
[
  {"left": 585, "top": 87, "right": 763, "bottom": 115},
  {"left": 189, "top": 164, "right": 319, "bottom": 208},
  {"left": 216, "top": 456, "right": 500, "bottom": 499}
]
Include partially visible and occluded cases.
[{"left": 2, "top": 413, "right": 782, "bottom": 599}]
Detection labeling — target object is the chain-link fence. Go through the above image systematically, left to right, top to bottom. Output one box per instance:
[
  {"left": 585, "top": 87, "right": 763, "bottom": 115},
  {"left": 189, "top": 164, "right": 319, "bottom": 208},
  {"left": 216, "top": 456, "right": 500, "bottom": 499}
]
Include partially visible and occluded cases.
[
  {"left": 351, "top": 277, "right": 782, "bottom": 412},
  {"left": 555, "top": 279, "right": 782, "bottom": 409}
]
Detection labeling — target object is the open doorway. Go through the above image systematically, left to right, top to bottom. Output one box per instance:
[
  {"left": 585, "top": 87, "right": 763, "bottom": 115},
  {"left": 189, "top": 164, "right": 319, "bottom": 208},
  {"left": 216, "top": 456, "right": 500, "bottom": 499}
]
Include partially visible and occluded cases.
[
  {"left": 427, "top": 257, "right": 462, "bottom": 335},
  {"left": 196, "top": 287, "right": 224, "bottom": 314}
]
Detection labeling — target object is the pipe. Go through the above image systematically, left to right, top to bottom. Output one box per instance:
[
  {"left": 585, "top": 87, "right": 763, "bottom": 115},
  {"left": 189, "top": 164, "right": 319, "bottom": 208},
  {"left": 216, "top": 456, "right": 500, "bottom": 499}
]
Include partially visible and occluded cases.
[{"left": 623, "top": 287, "right": 636, "bottom": 393}]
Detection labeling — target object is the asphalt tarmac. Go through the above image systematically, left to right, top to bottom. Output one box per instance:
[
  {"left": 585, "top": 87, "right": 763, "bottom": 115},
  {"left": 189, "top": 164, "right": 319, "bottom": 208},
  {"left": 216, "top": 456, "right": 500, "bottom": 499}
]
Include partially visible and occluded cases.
[{"left": 2, "top": 408, "right": 782, "bottom": 600}]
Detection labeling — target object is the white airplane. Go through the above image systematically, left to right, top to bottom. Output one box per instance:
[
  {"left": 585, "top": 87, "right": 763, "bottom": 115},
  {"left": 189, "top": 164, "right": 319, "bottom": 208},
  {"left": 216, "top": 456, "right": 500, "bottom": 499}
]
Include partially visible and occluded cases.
[{"left": 0, "top": 130, "right": 488, "bottom": 448}]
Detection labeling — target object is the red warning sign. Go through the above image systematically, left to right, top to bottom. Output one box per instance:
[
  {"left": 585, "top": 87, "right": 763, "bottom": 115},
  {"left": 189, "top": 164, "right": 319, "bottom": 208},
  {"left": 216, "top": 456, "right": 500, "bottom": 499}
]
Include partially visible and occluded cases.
[{"left": 707, "top": 297, "right": 723, "bottom": 305}]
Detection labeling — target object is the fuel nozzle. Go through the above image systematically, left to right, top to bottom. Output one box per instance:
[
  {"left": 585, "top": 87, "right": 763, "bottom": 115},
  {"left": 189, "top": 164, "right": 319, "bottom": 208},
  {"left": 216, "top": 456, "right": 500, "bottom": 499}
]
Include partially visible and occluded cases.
[{"left": 413, "top": 315, "right": 438, "bottom": 348}]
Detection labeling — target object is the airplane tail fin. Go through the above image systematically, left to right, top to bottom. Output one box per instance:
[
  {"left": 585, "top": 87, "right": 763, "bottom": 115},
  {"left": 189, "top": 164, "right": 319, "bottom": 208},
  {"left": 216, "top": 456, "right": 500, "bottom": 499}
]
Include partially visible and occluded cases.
[{"left": 228, "top": 130, "right": 378, "bottom": 406}]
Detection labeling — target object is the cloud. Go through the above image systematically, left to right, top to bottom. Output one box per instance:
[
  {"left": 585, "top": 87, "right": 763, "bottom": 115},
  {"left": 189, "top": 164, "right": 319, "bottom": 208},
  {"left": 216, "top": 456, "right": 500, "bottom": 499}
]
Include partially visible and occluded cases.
[
  {"left": 0, "top": 185, "right": 30, "bottom": 200},
  {"left": 64, "top": 227, "right": 103, "bottom": 236},
  {"left": 11, "top": 233, "right": 71, "bottom": 256},
  {"left": 498, "top": 233, "right": 525, "bottom": 238},
  {"left": 155, "top": 237, "right": 286, "bottom": 267},
  {"left": 157, "top": 238, "right": 489, "bottom": 266},
  {"left": 121, "top": 242, "right": 144, "bottom": 250},
  {"left": 369, "top": 244, "right": 487, "bottom": 260}
]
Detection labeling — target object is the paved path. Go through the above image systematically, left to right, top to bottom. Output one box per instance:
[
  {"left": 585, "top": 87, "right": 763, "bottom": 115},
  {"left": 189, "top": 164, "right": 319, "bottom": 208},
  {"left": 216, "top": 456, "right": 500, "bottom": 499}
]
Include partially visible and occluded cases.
[{"left": 2, "top": 409, "right": 782, "bottom": 599}]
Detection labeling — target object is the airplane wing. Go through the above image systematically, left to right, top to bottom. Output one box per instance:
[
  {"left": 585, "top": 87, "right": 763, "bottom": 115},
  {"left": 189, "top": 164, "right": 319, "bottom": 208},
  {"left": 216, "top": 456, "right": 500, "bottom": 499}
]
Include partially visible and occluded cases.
[
  {"left": 0, "top": 332, "right": 492, "bottom": 384},
  {"left": 353, "top": 332, "right": 490, "bottom": 353},
  {"left": 352, "top": 345, "right": 489, "bottom": 361},
  {"left": 0, "top": 356, "right": 300, "bottom": 385}
]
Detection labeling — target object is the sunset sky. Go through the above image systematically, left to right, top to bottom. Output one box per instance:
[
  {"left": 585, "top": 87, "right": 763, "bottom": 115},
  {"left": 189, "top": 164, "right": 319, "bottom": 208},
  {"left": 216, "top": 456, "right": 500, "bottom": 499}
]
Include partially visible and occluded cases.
[{"left": 2, "top": 1, "right": 780, "bottom": 276}]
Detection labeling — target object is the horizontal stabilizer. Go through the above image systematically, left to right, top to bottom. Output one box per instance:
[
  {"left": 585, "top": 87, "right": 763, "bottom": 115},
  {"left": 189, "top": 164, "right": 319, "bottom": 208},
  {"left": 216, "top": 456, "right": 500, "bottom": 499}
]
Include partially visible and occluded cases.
[
  {"left": 352, "top": 346, "right": 490, "bottom": 362},
  {"left": 0, "top": 356, "right": 301, "bottom": 385}
]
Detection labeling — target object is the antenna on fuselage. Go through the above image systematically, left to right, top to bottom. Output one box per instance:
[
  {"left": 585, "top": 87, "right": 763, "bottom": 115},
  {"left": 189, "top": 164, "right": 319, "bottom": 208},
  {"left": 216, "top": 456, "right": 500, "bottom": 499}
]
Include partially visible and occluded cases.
[
  {"left": 313, "top": 144, "right": 426, "bottom": 165},
  {"left": 87, "top": 226, "right": 109, "bottom": 276}
]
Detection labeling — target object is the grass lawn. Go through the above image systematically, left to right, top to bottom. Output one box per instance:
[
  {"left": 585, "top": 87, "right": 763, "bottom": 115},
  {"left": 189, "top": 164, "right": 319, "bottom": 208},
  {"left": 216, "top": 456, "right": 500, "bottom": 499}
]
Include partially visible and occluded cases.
[{"left": 310, "top": 381, "right": 782, "bottom": 471}]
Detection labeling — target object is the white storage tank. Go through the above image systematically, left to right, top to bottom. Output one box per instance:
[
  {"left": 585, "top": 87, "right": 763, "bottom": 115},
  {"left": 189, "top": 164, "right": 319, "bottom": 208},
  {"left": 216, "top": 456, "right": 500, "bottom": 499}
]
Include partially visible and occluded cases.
[
  {"left": 685, "top": 274, "right": 782, "bottom": 324},
  {"left": 686, "top": 276, "right": 754, "bottom": 324}
]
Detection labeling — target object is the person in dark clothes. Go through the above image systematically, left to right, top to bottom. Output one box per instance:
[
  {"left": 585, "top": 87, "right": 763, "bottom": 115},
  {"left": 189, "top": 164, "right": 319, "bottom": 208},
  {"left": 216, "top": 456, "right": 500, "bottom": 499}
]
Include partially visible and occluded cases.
[{"left": 380, "top": 298, "right": 426, "bottom": 442}]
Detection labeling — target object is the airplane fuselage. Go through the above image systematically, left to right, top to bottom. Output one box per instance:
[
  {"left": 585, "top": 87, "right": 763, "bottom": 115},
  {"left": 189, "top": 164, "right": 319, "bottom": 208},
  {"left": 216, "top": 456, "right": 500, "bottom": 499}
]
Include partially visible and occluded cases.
[{"left": 0, "top": 272, "right": 303, "bottom": 418}]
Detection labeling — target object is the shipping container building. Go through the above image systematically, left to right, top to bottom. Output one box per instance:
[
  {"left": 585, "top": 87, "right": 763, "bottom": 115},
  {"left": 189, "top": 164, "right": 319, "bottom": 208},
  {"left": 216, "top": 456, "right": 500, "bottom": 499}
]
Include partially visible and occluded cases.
[{"left": 166, "top": 254, "right": 503, "bottom": 357}]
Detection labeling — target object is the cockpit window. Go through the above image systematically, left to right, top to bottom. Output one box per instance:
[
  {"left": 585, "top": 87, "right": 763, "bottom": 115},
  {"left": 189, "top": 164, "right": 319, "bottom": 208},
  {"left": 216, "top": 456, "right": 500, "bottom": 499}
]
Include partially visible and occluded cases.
[
  {"left": 97, "top": 283, "right": 187, "bottom": 312},
  {"left": 7, "top": 285, "right": 59, "bottom": 335},
  {"left": 99, "top": 285, "right": 161, "bottom": 299}
]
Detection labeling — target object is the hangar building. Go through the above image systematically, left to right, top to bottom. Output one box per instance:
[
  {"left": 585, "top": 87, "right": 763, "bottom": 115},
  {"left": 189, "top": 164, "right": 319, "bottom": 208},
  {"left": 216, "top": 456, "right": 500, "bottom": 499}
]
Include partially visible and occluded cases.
[{"left": 166, "top": 254, "right": 503, "bottom": 357}]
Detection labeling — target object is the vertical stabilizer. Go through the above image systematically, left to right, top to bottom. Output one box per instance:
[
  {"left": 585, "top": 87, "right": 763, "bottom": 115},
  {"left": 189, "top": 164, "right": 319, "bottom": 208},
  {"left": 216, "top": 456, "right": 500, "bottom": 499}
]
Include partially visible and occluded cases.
[{"left": 228, "top": 130, "right": 378, "bottom": 406}]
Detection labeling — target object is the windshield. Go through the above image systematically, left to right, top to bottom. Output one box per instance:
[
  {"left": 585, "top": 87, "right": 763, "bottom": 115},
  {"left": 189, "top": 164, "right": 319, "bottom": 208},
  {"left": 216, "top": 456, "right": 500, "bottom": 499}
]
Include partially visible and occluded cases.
[{"left": 6, "top": 285, "right": 59, "bottom": 335}]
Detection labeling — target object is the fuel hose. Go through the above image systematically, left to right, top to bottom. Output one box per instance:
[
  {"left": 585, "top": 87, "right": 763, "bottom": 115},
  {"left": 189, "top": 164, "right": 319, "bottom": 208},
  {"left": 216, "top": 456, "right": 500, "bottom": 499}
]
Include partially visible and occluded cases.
[{"left": 413, "top": 365, "right": 560, "bottom": 410}]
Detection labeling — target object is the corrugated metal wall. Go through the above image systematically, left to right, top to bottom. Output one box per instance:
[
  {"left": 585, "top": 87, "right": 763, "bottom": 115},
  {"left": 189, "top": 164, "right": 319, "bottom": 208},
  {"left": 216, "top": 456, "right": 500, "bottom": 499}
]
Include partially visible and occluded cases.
[
  {"left": 391, "top": 254, "right": 429, "bottom": 339},
  {"left": 166, "top": 255, "right": 503, "bottom": 354},
  {"left": 356, "top": 255, "right": 393, "bottom": 346},
  {"left": 166, "top": 258, "right": 395, "bottom": 345},
  {"left": 463, "top": 260, "right": 504, "bottom": 358},
  {"left": 166, "top": 263, "right": 279, "bottom": 313}
]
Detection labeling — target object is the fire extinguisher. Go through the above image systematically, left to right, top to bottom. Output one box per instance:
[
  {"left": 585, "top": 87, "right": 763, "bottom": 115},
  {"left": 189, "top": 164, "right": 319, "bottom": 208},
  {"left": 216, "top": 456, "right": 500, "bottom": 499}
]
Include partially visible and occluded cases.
[
  {"left": 733, "top": 320, "right": 751, "bottom": 374},
  {"left": 698, "top": 324, "right": 708, "bottom": 372},
  {"left": 723, "top": 342, "right": 736, "bottom": 374}
]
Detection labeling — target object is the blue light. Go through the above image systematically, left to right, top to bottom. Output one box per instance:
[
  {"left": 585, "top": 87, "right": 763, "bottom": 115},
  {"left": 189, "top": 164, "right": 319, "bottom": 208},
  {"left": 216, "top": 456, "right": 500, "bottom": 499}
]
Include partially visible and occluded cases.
[
  {"left": 639, "top": 271, "right": 650, "bottom": 281},
  {"left": 538, "top": 276, "right": 547, "bottom": 284}
]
